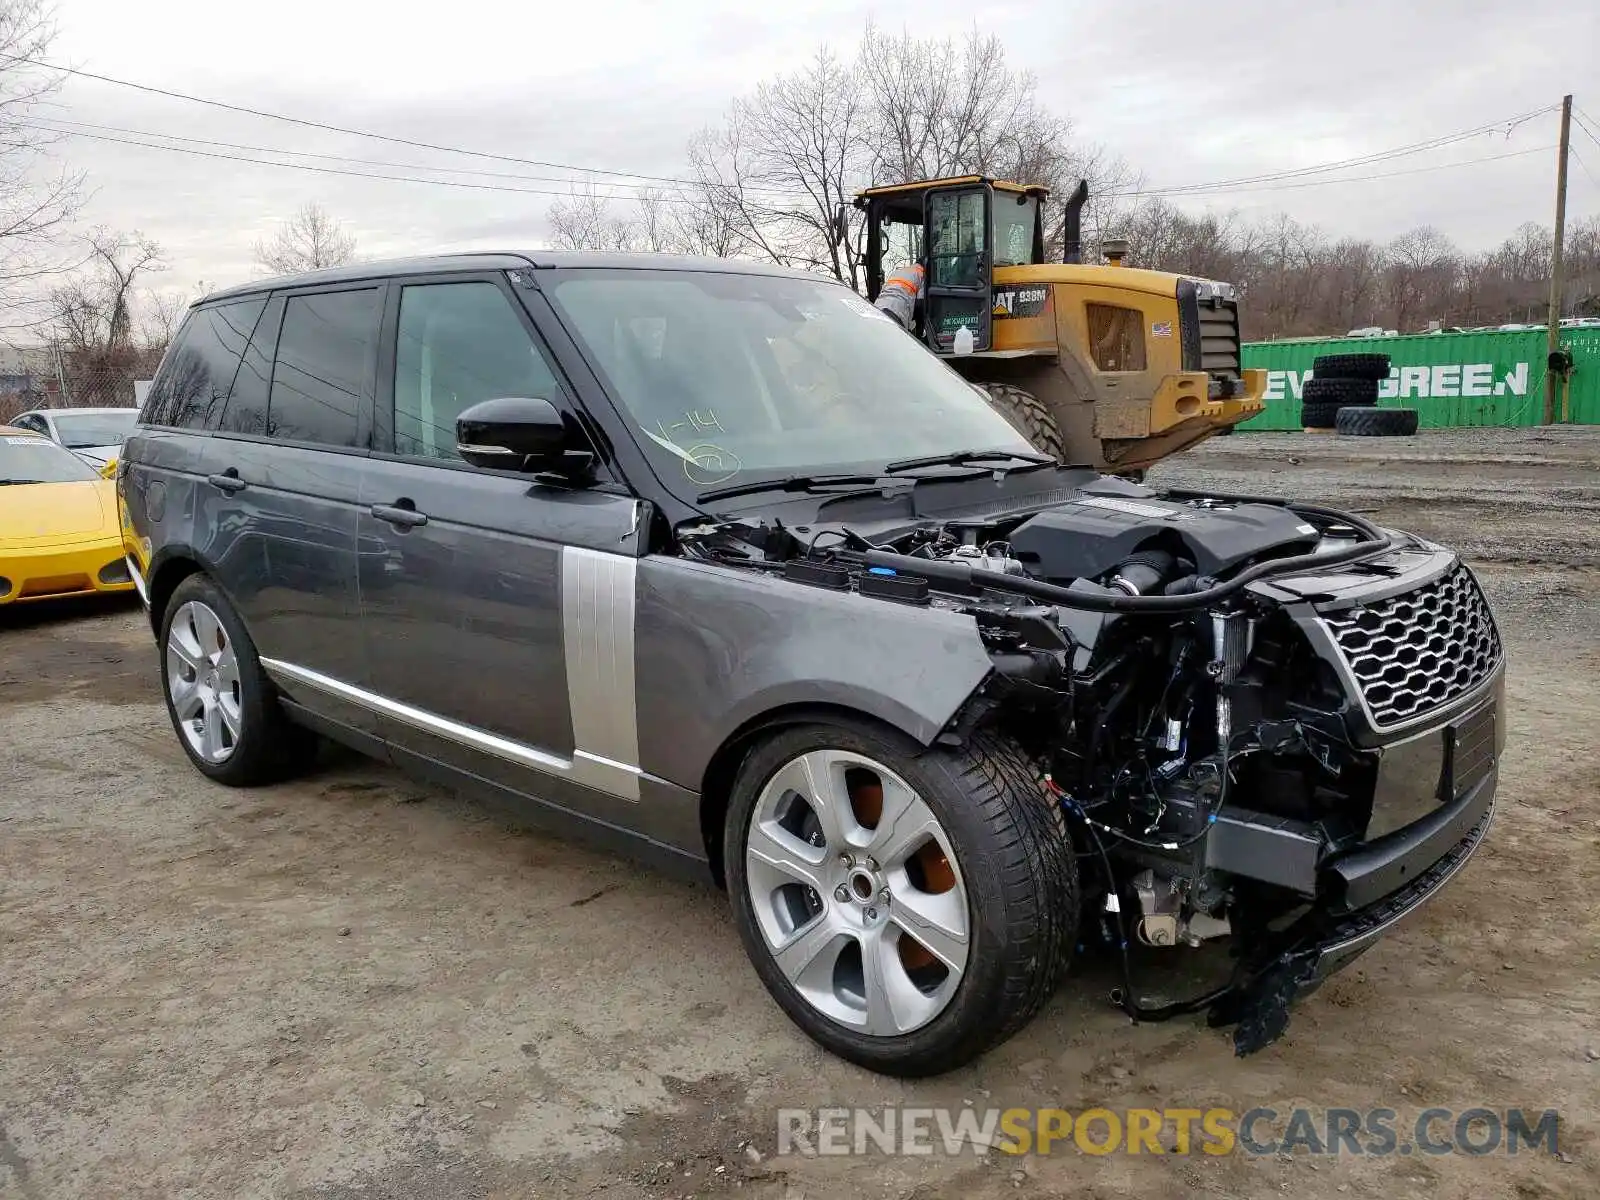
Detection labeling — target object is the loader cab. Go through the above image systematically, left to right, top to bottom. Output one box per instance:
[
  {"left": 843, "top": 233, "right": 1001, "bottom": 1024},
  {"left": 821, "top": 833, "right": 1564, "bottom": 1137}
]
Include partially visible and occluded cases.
[{"left": 856, "top": 176, "right": 1048, "bottom": 354}]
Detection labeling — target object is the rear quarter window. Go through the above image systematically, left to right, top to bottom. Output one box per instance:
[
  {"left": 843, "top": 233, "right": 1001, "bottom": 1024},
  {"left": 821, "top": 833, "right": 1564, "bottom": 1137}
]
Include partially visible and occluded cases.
[{"left": 141, "top": 297, "right": 267, "bottom": 429}]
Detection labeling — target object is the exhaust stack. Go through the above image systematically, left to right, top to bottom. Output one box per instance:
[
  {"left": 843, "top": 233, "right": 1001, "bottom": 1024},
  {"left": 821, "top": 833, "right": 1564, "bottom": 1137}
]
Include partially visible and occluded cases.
[{"left": 1062, "top": 179, "right": 1089, "bottom": 264}]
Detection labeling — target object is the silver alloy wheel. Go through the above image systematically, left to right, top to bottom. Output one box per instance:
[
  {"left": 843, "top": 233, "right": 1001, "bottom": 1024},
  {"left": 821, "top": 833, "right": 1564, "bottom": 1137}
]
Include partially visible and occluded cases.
[
  {"left": 166, "top": 600, "right": 243, "bottom": 764},
  {"left": 745, "top": 750, "right": 971, "bottom": 1037}
]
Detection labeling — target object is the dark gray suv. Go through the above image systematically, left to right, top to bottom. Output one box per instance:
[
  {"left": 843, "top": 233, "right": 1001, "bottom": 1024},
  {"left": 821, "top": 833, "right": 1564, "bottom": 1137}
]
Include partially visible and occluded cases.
[{"left": 120, "top": 253, "right": 1503, "bottom": 1076}]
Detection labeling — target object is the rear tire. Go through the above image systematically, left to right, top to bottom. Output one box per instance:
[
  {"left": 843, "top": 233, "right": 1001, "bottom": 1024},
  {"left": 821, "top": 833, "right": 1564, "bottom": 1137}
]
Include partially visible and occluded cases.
[
  {"left": 1312, "top": 353, "right": 1392, "bottom": 381},
  {"left": 980, "top": 383, "right": 1066, "bottom": 460},
  {"left": 1335, "top": 406, "right": 1420, "bottom": 437},
  {"left": 159, "top": 574, "right": 317, "bottom": 786},
  {"left": 725, "top": 722, "right": 1076, "bottom": 1077}
]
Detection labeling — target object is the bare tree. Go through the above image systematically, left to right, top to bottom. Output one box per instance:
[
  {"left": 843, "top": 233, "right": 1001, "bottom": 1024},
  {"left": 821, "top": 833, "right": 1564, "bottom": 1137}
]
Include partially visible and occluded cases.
[
  {"left": 0, "top": 1, "right": 85, "bottom": 331},
  {"left": 858, "top": 24, "right": 1134, "bottom": 254},
  {"left": 679, "top": 26, "right": 1132, "bottom": 287},
  {"left": 687, "top": 47, "right": 867, "bottom": 285},
  {"left": 544, "top": 185, "right": 683, "bottom": 252},
  {"left": 253, "top": 203, "right": 358, "bottom": 275},
  {"left": 1384, "top": 226, "right": 1458, "bottom": 332},
  {"left": 46, "top": 228, "right": 167, "bottom": 405},
  {"left": 139, "top": 288, "right": 190, "bottom": 351}
]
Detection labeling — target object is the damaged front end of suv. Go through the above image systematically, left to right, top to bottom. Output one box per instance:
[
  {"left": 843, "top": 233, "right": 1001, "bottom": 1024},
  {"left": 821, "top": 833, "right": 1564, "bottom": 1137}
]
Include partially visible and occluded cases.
[{"left": 685, "top": 473, "right": 1503, "bottom": 1060}]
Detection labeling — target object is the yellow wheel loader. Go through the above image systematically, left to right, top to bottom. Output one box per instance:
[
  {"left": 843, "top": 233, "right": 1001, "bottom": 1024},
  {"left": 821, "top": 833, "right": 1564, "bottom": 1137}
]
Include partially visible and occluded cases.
[{"left": 854, "top": 176, "right": 1267, "bottom": 474}]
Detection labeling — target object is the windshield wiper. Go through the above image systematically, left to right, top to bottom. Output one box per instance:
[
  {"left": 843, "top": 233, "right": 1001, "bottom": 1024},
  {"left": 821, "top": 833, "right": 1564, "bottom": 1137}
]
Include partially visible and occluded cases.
[
  {"left": 882, "top": 448, "right": 1056, "bottom": 474},
  {"left": 698, "top": 473, "right": 901, "bottom": 503},
  {"left": 0, "top": 479, "right": 47, "bottom": 486}
]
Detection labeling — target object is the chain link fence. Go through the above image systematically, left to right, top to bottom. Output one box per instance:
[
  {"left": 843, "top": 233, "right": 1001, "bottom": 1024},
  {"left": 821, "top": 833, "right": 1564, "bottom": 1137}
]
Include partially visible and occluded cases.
[{"left": 0, "top": 350, "right": 160, "bottom": 424}]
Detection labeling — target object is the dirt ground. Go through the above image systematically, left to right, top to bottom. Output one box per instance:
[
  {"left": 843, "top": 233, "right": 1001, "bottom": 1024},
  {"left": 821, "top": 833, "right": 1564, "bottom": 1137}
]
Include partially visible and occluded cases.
[{"left": 2, "top": 427, "right": 1596, "bottom": 1199}]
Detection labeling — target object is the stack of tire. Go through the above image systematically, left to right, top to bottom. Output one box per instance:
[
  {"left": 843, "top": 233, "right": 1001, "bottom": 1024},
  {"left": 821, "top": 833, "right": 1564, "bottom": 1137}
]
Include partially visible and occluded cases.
[{"left": 1300, "top": 353, "right": 1420, "bottom": 437}]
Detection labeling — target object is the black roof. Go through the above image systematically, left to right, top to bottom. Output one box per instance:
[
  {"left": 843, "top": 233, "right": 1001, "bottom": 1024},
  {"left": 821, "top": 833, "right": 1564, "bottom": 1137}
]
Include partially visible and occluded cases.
[{"left": 200, "top": 251, "right": 821, "bottom": 306}]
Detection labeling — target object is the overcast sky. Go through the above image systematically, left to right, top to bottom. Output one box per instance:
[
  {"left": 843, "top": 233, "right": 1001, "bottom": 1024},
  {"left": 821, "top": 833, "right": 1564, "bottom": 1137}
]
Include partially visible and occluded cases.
[{"left": 37, "top": 0, "right": 1600, "bottom": 295}]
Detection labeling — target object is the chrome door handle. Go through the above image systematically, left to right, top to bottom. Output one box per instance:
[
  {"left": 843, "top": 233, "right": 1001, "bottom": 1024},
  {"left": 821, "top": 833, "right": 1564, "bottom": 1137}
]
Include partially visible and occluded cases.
[{"left": 370, "top": 502, "right": 428, "bottom": 529}]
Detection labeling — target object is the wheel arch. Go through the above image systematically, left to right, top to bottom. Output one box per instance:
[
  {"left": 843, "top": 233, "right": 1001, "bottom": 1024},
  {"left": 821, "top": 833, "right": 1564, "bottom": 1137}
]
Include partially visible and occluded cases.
[
  {"left": 146, "top": 549, "right": 207, "bottom": 634},
  {"left": 697, "top": 701, "right": 930, "bottom": 889}
]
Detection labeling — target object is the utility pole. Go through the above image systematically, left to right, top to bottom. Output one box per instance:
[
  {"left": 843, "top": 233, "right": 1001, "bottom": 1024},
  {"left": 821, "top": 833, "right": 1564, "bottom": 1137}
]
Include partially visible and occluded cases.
[{"left": 1544, "top": 94, "right": 1572, "bottom": 425}]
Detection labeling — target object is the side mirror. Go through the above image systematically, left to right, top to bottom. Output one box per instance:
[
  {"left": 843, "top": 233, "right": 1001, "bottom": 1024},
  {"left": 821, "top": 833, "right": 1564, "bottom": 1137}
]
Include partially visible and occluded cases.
[{"left": 456, "top": 397, "right": 572, "bottom": 472}]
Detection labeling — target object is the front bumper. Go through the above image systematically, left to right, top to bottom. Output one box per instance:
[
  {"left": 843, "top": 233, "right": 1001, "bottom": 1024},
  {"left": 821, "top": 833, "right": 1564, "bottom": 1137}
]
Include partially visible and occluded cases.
[
  {"left": 0, "top": 538, "right": 136, "bottom": 605},
  {"left": 1207, "top": 668, "right": 1502, "bottom": 1053}
]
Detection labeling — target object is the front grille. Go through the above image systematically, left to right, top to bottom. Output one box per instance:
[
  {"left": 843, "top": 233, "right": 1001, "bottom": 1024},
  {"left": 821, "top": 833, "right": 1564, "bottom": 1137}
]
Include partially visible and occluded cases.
[
  {"left": 1177, "top": 280, "right": 1241, "bottom": 386},
  {"left": 1198, "top": 299, "right": 1241, "bottom": 379},
  {"left": 1320, "top": 565, "right": 1501, "bottom": 728}
]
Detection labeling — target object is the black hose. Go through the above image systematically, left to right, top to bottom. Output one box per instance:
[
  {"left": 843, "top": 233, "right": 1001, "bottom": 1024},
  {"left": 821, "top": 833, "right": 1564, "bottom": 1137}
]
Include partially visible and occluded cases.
[{"left": 864, "top": 522, "right": 1393, "bottom": 613}]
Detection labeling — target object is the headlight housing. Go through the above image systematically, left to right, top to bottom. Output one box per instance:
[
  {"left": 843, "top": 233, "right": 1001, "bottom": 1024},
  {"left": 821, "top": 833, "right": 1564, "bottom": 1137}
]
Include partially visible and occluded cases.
[{"left": 1192, "top": 280, "right": 1237, "bottom": 304}]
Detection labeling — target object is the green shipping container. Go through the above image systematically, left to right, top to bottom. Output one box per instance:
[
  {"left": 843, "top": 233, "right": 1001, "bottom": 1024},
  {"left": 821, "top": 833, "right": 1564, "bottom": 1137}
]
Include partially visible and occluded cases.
[{"left": 1238, "top": 327, "right": 1600, "bottom": 429}]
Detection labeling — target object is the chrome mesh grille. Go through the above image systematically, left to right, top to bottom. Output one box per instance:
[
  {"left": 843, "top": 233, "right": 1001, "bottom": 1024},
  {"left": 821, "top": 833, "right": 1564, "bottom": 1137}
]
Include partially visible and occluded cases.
[{"left": 1320, "top": 566, "right": 1501, "bottom": 727}]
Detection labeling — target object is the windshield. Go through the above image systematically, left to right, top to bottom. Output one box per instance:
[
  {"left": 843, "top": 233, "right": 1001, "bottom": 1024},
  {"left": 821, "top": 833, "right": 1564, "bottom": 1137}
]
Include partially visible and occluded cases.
[
  {"left": 546, "top": 269, "right": 1033, "bottom": 497},
  {"left": 51, "top": 410, "right": 137, "bottom": 449},
  {"left": 0, "top": 434, "right": 101, "bottom": 484}
]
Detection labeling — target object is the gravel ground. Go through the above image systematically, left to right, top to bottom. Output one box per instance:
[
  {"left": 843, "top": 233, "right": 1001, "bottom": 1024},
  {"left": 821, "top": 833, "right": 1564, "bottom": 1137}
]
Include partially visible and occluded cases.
[{"left": 2, "top": 427, "right": 1597, "bottom": 1199}]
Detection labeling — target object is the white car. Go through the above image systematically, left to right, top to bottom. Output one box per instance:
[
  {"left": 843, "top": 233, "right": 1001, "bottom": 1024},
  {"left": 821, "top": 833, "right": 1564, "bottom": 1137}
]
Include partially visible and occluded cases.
[{"left": 8, "top": 406, "right": 139, "bottom": 469}]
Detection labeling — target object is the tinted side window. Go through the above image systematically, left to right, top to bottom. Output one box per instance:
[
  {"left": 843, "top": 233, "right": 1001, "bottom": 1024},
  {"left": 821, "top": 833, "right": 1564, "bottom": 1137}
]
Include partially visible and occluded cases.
[
  {"left": 394, "top": 281, "right": 562, "bottom": 460},
  {"left": 267, "top": 289, "right": 380, "bottom": 447},
  {"left": 220, "top": 293, "right": 283, "bottom": 437},
  {"left": 141, "top": 297, "right": 267, "bottom": 428}
]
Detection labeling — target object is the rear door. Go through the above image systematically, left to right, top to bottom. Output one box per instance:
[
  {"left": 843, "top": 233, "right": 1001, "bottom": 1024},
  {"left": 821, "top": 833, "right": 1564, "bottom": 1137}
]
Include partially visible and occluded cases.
[
  {"left": 356, "top": 271, "right": 645, "bottom": 824},
  {"left": 198, "top": 282, "right": 385, "bottom": 737}
]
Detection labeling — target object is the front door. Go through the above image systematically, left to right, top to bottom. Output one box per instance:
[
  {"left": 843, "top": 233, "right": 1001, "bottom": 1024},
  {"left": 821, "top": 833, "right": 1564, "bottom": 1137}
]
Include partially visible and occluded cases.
[
  {"left": 923, "top": 183, "right": 994, "bottom": 353},
  {"left": 355, "top": 272, "right": 645, "bottom": 827}
]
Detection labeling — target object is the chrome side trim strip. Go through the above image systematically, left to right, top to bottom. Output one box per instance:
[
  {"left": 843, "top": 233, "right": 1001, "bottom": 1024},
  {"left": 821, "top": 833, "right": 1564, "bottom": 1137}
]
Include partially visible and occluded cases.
[
  {"left": 561, "top": 547, "right": 640, "bottom": 800},
  {"left": 126, "top": 554, "right": 149, "bottom": 608},
  {"left": 262, "top": 657, "right": 573, "bottom": 773},
  {"left": 260, "top": 658, "right": 652, "bottom": 802}
]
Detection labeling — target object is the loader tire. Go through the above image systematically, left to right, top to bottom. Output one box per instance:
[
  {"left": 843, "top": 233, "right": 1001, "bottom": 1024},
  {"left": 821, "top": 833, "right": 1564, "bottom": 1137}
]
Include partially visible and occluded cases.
[
  {"left": 1312, "top": 353, "right": 1392, "bottom": 381},
  {"left": 1303, "top": 377, "right": 1379, "bottom": 407},
  {"left": 981, "top": 384, "right": 1065, "bottom": 461},
  {"left": 1335, "top": 406, "right": 1420, "bottom": 437}
]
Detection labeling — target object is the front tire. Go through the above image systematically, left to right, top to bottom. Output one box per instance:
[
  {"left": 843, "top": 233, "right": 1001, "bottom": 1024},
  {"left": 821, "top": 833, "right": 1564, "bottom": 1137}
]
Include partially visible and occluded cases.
[
  {"left": 981, "top": 383, "right": 1066, "bottom": 460},
  {"left": 159, "top": 574, "right": 315, "bottom": 785},
  {"left": 725, "top": 722, "right": 1076, "bottom": 1076}
]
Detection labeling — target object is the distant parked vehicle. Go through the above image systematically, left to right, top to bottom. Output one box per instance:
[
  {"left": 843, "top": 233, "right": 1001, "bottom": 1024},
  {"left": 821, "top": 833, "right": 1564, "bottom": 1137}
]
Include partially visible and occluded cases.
[
  {"left": 8, "top": 406, "right": 138, "bottom": 470},
  {"left": 0, "top": 425, "right": 136, "bottom": 605}
]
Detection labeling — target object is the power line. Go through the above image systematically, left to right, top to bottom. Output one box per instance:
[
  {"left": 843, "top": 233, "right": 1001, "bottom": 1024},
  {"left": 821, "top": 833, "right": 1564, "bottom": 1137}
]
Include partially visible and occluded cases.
[
  {"left": 2, "top": 53, "right": 793, "bottom": 195},
  {"left": 8, "top": 53, "right": 1563, "bottom": 207},
  {"left": 7, "top": 55, "right": 1575, "bottom": 217},
  {"left": 1114, "top": 104, "right": 1558, "bottom": 199},
  {"left": 1572, "top": 108, "right": 1600, "bottom": 152},
  {"left": 21, "top": 114, "right": 742, "bottom": 199},
  {"left": 35, "top": 114, "right": 1551, "bottom": 209},
  {"left": 18, "top": 118, "right": 730, "bottom": 206},
  {"left": 1112, "top": 145, "right": 1552, "bottom": 199},
  {"left": 1570, "top": 145, "right": 1600, "bottom": 190}
]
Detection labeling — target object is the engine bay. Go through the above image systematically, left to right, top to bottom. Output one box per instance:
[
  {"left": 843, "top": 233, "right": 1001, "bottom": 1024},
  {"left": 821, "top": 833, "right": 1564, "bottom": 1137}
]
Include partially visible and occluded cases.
[{"left": 679, "top": 477, "right": 1433, "bottom": 1048}]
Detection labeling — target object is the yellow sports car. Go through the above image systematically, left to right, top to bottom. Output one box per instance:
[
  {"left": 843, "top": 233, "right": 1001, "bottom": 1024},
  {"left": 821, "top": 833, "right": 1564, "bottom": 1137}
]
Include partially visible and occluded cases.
[{"left": 0, "top": 425, "right": 136, "bottom": 605}]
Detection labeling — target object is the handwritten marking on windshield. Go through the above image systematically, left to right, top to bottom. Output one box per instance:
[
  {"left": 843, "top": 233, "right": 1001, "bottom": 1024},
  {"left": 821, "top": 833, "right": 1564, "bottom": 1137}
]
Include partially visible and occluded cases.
[
  {"left": 657, "top": 409, "right": 724, "bottom": 443},
  {"left": 641, "top": 412, "right": 741, "bottom": 486},
  {"left": 681, "top": 444, "right": 741, "bottom": 486}
]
